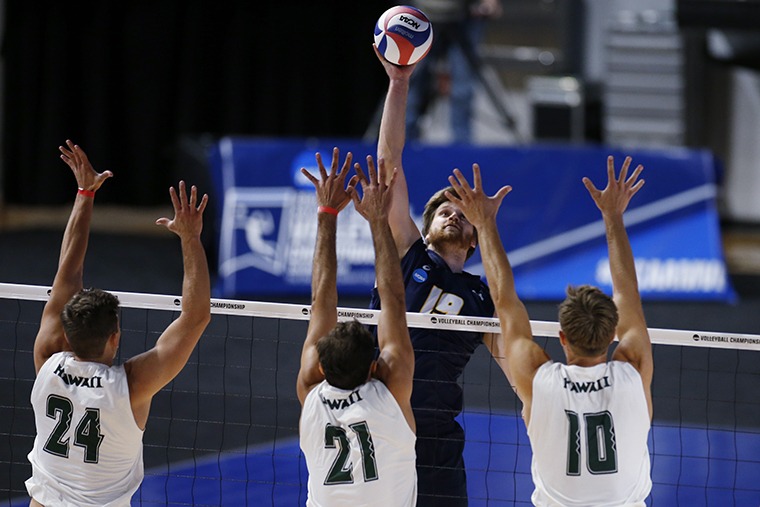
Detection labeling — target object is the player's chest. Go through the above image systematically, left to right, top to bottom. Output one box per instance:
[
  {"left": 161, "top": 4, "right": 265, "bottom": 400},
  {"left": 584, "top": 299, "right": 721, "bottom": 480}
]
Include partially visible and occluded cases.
[{"left": 405, "top": 266, "right": 489, "bottom": 316}]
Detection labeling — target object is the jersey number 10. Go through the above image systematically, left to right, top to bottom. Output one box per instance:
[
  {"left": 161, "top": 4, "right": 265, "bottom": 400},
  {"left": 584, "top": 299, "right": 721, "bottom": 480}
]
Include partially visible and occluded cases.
[{"left": 565, "top": 410, "right": 618, "bottom": 475}]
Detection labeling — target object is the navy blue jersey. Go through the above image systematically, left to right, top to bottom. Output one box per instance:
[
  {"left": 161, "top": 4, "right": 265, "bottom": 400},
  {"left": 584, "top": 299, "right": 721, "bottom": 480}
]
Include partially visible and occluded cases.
[{"left": 370, "top": 238, "right": 494, "bottom": 435}]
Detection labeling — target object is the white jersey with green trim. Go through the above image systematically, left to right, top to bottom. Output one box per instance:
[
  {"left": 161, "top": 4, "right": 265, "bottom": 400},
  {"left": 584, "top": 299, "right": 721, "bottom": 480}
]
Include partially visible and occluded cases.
[
  {"left": 26, "top": 351, "right": 144, "bottom": 507},
  {"left": 528, "top": 360, "right": 651, "bottom": 507},
  {"left": 300, "top": 378, "right": 417, "bottom": 507}
]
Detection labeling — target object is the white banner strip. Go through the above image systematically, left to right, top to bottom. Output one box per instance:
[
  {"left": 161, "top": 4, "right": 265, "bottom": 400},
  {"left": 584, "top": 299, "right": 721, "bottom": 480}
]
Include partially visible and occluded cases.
[{"left": 2, "top": 283, "right": 758, "bottom": 351}]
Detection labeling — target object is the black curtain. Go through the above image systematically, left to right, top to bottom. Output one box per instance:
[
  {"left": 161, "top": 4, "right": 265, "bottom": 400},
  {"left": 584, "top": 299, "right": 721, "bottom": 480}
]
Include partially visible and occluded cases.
[{"left": 2, "top": 0, "right": 390, "bottom": 205}]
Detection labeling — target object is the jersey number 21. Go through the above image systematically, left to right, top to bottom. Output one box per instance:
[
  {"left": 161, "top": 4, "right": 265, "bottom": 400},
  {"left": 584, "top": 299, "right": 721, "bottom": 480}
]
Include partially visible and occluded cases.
[{"left": 324, "top": 421, "right": 378, "bottom": 485}]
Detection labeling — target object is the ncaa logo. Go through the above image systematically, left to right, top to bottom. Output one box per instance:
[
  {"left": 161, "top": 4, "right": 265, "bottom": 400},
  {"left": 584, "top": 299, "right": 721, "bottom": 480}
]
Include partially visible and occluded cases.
[{"left": 413, "top": 268, "right": 428, "bottom": 283}]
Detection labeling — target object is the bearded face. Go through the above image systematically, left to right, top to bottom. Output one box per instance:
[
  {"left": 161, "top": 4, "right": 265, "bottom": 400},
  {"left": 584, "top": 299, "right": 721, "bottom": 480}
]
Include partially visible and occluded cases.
[{"left": 425, "top": 201, "right": 476, "bottom": 253}]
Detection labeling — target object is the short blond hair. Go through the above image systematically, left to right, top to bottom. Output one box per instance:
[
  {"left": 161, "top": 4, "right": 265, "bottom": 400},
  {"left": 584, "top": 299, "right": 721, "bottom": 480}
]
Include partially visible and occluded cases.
[{"left": 558, "top": 285, "right": 618, "bottom": 357}]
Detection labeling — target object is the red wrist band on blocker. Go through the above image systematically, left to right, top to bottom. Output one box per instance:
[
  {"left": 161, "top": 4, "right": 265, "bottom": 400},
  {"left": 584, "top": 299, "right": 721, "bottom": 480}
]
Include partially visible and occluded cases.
[
  {"left": 77, "top": 188, "right": 95, "bottom": 198},
  {"left": 318, "top": 206, "right": 339, "bottom": 216}
]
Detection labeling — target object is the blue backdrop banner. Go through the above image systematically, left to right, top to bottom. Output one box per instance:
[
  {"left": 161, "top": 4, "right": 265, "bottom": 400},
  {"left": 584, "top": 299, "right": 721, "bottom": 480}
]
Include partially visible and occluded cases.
[{"left": 207, "top": 137, "right": 735, "bottom": 302}]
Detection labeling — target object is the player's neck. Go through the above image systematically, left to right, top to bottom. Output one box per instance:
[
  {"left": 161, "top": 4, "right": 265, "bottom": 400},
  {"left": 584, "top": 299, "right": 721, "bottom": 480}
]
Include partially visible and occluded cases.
[
  {"left": 428, "top": 242, "right": 467, "bottom": 273},
  {"left": 73, "top": 341, "right": 118, "bottom": 367},
  {"left": 565, "top": 352, "right": 607, "bottom": 367},
  {"left": 73, "top": 354, "right": 114, "bottom": 367}
]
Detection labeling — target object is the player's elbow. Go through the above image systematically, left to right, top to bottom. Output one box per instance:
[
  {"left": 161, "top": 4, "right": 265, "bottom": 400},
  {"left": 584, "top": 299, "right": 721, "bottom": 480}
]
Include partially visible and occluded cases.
[
  {"left": 181, "top": 309, "right": 211, "bottom": 334},
  {"left": 198, "top": 311, "right": 212, "bottom": 330}
]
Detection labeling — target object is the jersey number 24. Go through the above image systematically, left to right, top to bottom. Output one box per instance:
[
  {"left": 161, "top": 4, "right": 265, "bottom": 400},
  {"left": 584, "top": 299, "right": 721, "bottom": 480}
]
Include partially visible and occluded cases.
[{"left": 43, "top": 394, "right": 104, "bottom": 464}]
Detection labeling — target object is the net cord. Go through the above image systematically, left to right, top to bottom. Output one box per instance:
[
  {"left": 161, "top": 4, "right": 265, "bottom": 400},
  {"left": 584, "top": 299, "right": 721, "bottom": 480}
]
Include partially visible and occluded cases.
[{"left": 2, "top": 282, "right": 759, "bottom": 351}]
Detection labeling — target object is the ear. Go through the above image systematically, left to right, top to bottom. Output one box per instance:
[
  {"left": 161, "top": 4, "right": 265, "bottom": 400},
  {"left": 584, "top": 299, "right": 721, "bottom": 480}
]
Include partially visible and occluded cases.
[
  {"left": 108, "top": 330, "right": 120, "bottom": 347},
  {"left": 558, "top": 330, "right": 567, "bottom": 346},
  {"left": 105, "top": 331, "right": 121, "bottom": 361},
  {"left": 318, "top": 363, "right": 324, "bottom": 376}
]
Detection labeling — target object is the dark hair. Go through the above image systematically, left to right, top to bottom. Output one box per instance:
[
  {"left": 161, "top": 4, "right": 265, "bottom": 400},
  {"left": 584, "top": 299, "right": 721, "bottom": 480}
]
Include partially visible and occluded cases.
[
  {"left": 421, "top": 186, "right": 477, "bottom": 260},
  {"left": 558, "top": 285, "right": 618, "bottom": 357},
  {"left": 61, "top": 288, "right": 120, "bottom": 360},
  {"left": 316, "top": 320, "right": 375, "bottom": 390}
]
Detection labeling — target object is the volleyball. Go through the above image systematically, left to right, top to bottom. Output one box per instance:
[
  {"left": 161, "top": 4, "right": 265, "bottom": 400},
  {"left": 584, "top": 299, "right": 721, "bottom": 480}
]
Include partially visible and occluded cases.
[{"left": 374, "top": 5, "right": 433, "bottom": 66}]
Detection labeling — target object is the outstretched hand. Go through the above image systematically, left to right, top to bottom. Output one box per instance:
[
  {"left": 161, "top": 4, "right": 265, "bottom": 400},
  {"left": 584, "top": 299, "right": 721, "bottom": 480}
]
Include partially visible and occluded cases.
[
  {"left": 373, "top": 44, "right": 416, "bottom": 80},
  {"left": 59, "top": 140, "right": 112, "bottom": 192},
  {"left": 300, "top": 147, "right": 357, "bottom": 213},
  {"left": 349, "top": 155, "right": 397, "bottom": 223},
  {"left": 583, "top": 156, "right": 644, "bottom": 217},
  {"left": 445, "top": 164, "right": 511, "bottom": 228},
  {"left": 156, "top": 181, "right": 208, "bottom": 239}
]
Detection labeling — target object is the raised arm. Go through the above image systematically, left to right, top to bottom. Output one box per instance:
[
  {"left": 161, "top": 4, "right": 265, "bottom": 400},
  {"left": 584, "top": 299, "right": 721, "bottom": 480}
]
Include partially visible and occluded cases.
[
  {"left": 374, "top": 45, "right": 422, "bottom": 256},
  {"left": 34, "top": 140, "right": 113, "bottom": 374},
  {"left": 296, "top": 148, "right": 357, "bottom": 405},
  {"left": 350, "top": 155, "right": 415, "bottom": 430},
  {"left": 583, "top": 156, "right": 653, "bottom": 418},
  {"left": 446, "top": 165, "right": 550, "bottom": 422},
  {"left": 125, "top": 181, "right": 211, "bottom": 428}
]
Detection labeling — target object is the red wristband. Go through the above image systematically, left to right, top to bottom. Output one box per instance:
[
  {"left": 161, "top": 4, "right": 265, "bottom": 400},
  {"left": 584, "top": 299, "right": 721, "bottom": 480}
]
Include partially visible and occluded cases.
[
  {"left": 77, "top": 188, "right": 95, "bottom": 198},
  {"left": 318, "top": 206, "right": 339, "bottom": 216}
]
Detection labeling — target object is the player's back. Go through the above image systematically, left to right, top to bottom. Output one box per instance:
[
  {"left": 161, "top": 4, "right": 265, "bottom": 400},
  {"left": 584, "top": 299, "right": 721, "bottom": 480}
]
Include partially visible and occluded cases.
[
  {"left": 26, "top": 351, "right": 144, "bottom": 507},
  {"left": 528, "top": 361, "right": 651, "bottom": 507},
  {"left": 300, "top": 379, "right": 417, "bottom": 507}
]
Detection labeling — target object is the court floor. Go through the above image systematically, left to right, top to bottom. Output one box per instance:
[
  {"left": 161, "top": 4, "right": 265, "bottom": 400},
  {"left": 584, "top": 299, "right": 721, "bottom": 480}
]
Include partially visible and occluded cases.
[
  {"left": 12, "top": 411, "right": 758, "bottom": 507},
  {"left": 131, "top": 411, "right": 760, "bottom": 506}
]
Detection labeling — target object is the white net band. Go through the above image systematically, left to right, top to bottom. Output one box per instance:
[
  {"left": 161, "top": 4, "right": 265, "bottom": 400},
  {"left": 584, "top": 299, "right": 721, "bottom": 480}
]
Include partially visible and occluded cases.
[{"left": 2, "top": 282, "right": 759, "bottom": 351}]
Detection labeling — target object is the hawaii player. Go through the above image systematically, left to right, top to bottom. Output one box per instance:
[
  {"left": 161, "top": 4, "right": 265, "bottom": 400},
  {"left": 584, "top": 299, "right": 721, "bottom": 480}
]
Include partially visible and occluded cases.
[{"left": 297, "top": 150, "right": 418, "bottom": 506}]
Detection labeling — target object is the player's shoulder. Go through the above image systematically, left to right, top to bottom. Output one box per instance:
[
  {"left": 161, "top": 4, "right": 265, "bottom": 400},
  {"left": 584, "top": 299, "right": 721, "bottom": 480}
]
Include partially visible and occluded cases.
[
  {"left": 402, "top": 237, "right": 429, "bottom": 261},
  {"left": 399, "top": 238, "right": 431, "bottom": 272},
  {"left": 462, "top": 269, "right": 491, "bottom": 290},
  {"left": 460, "top": 271, "right": 494, "bottom": 307},
  {"left": 37, "top": 350, "right": 72, "bottom": 373},
  {"left": 534, "top": 359, "right": 559, "bottom": 376},
  {"left": 607, "top": 359, "right": 644, "bottom": 380}
]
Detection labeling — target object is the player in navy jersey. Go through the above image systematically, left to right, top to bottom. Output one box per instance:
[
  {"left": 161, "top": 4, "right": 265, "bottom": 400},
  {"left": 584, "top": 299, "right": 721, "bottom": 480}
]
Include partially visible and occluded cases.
[{"left": 372, "top": 45, "right": 510, "bottom": 506}]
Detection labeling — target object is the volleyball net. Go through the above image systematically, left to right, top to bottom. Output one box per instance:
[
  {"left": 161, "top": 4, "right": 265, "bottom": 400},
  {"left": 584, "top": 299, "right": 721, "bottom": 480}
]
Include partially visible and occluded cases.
[{"left": 1, "top": 282, "right": 759, "bottom": 506}]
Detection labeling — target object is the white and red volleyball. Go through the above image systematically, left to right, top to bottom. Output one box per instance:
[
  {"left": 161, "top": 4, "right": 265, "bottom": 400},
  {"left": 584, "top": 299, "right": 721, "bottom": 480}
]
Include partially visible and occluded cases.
[{"left": 374, "top": 5, "right": 433, "bottom": 66}]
